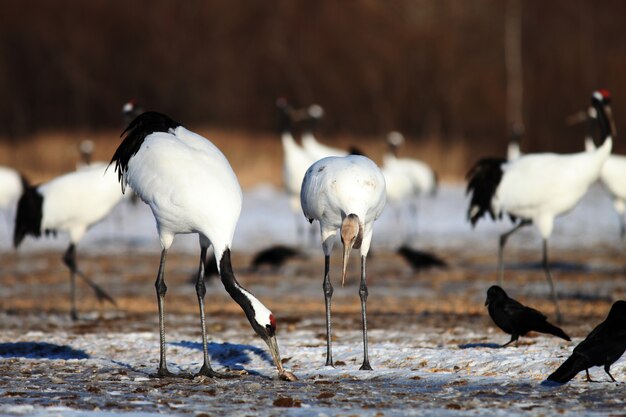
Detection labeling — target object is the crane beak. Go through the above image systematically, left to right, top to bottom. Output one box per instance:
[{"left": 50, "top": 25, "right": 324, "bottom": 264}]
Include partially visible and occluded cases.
[
  {"left": 604, "top": 105, "right": 617, "bottom": 137},
  {"left": 340, "top": 214, "right": 362, "bottom": 288},
  {"left": 341, "top": 240, "right": 354, "bottom": 288},
  {"left": 265, "top": 334, "right": 284, "bottom": 374},
  {"left": 264, "top": 335, "right": 298, "bottom": 381}
]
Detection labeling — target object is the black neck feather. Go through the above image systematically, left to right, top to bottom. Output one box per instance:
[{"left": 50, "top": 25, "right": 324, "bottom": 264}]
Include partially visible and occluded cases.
[
  {"left": 13, "top": 185, "right": 43, "bottom": 248},
  {"left": 220, "top": 249, "right": 265, "bottom": 335}
]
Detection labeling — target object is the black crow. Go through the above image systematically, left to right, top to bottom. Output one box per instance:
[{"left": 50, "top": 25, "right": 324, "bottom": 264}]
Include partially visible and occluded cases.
[
  {"left": 250, "top": 245, "right": 303, "bottom": 271},
  {"left": 397, "top": 245, "right": 447, "bottom": 270},
  {"left": 485, "top": 285, "right": 570, "bottom": 347},
  {"left": 547, "top": 300, "right": 626, "bottom": 383}
]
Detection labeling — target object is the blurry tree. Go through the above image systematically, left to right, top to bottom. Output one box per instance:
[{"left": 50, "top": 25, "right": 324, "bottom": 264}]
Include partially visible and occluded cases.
[{"left": 0, "top": 0, "right": 624, "bottom": 156}]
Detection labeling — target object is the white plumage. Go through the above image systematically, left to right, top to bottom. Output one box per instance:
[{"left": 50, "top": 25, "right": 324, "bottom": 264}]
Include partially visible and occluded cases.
[
  {"left": 467, "top": 90, "right": 614, "bottom": 322},
  {"left": 299, "top": 104, "right": 348, "bottom": 160},
  {"left": 111, "top": 111, "right": 294, "bottom": 381},
  {"left": 381, "top": 132, "right": 437, "bottom": 240},
  {"left": 301, "top": 154, "right": 386, "bottom": 370},
  {"left": 13, "top": 162, "right": 122, "bottom": 319},
  {"left": 41, "top": 163, "right": 125, "bottom": 242},
  {"left": 0, "top": 166, "right": 25, "bottom": 210}
]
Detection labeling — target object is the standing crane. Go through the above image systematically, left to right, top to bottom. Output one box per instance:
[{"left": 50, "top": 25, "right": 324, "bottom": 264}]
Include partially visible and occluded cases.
[
  {"left": 466, "top": 90, "right": 614, "bottom": 322},
  {"left": 301, "top": 155, "right": 386, "bottom": 370},
  {"left": 13, "top": 162, "right": 121, "bottom": 319}
]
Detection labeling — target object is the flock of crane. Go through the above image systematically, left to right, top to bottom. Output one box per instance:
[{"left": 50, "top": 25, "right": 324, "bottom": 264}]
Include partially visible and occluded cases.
[{"left": 0, "top": 90, "right": 625, "bottom": 384}]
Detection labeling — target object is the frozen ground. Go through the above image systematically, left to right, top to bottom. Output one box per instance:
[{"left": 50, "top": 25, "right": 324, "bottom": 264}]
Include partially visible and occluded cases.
[{"left": 0, "top": 183, "right": 625, "bottom": 416}]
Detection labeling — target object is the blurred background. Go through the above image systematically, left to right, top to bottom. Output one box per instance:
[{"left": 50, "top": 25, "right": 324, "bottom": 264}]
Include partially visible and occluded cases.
[{"left": 1, "top": 0, "right": 625, "bottom": 186}]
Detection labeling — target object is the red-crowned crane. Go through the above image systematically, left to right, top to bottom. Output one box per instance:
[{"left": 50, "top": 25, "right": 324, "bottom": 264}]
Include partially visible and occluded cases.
[
  {"left": 466, "top": 90, "right": 614, "bottom": 323},
  {"left": 583, "top": 94, "right": 626, "bottom": 259},
  {"left": 276, "top": 98, "right": 317, "bottom": 242},
  {"left": 300, "top": 104, "right": 348, "bottom": 160},
  {"left": 110, "top": 111, "right": 296, "bottom": 381},
  {"left": 381, "top": 131, "right": 437, "bottom": 240},
  {"left": 301, "top": 155, "right": 386, "bottom": 370},
  {"left": 13, "top": 162, "right": 120, "bottom": 320},
  {"left": 0, "top": 166, "right": 28, "bottom": 237}
]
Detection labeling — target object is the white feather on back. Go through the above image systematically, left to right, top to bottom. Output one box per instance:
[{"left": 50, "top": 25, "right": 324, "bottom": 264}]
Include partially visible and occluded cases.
[
  {"left": 126, "top": 129, "right": 242, "bottom": 258},
  {"left": 39, "top": 162, "right": 124, "bottom": 242},
  {"left": 0, "top": 166, "right": 23, "bottom": 209}
]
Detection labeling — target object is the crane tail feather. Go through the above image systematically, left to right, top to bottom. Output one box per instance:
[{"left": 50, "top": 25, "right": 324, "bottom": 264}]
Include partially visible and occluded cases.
[{"left": 465, "top": 157, "right": 506, "bottom": 225}]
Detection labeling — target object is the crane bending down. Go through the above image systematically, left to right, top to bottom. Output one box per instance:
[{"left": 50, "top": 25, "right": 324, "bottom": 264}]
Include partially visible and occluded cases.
[
  {"left": 466, "top": 90, "right": 614, "bottom": 323},
  {"left": 110, "top": 111, "right": 295, "bottom": 380},
  {"left": 301, "top": 155, "right": 386, "bottom": 369},
  {"left": 13, "top": 162, "right": 121, "bottom": 319}
]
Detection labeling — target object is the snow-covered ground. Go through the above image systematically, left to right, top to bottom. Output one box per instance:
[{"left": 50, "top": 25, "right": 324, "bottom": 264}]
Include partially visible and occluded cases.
[{"left": 0, "top": 183, "right": 625, "bottom": 416}]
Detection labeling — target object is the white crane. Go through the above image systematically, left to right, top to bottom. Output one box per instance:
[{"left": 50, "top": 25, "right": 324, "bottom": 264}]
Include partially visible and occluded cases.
[
  {"left": 466, "top": 90, "right": 613, "bottom": 323},
  {"left": 583, "top": 93, "right": 626, "bottom": 256},
  {"left": 276, "top": 98, "right": 317, "bottom": 242},
  {"left": 299, "top": 104, "right": 348, "bottom": 160},
  {"left": 110, "top": 111, "right": 295, "bottom": 381},
  {"left": 381, "top": 131, "right": 437, "bottom": 240},
  {"left": 301, "top": 155, "right": 386, "bottom": 370},
  {"left": 13, "top": 162, "right": 121, "bottom": 320},
  {"left": 0, "top": 166, "right": 28, "bottom": 237},
  {"left": 0, "top": 166, "right": 26, "bottom": 210}
]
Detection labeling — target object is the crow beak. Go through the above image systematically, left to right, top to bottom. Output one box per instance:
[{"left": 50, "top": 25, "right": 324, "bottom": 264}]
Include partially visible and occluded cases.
[{"left": 484, "top": 298, "right": 489, "bottom": 306}]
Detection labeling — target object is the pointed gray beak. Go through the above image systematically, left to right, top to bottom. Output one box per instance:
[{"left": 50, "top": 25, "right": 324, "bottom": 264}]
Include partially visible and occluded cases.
[
  {"left": 341, "top": 240, "right": 354, "bottom": 287},
  {"left": 265, "top": 335, "right": 284, "bottom": 375}
]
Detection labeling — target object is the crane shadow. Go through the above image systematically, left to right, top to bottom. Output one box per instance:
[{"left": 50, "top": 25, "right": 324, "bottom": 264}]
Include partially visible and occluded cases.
[
  {"left": 172, "top": 341, "right": 272, "bottom": 376},
  {"left": 0, "top": 342, "right": 89, "bottom": 359}
]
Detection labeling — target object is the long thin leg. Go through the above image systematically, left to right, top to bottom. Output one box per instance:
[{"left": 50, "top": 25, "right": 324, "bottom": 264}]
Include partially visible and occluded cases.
[
  {"left": 498, "top": 220, "right": 530, "bottom": 285},
  {"left": 542, "top": 239, "right": 562, "bottom": 324},
  {"left": 62, "top": 244, "right": 79, "bottom": 321},
  {"left": 62, "top": 244, "right": 116, "bottom": 321},
  {"left": 195, "top": 247, "right": 233, "bottom": 378},
  {"left": 153, "top": 249, "right": 176, "bottom": 378},
  {"left": 323, "top": 255, "right": 334, "bottom": 367},
  {"left": 359, "top": 255, "right": 372, "bottom": 371},
  {"left": 501, "top": 334, "right": 518, "bottom": 348},
  {"left": 604, "top": 365, "right": 617, "bottom": 383},
  {"left": 585, "top": 369, "right": 594, "bottom": 382}
]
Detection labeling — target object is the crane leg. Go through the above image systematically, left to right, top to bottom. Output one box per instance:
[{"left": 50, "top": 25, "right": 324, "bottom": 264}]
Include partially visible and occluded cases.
[
  {"left": 498, "top": 220, "right": 530, "bottom": 285},
  {"left": 542, "top": 239, "right": 562, "bottom": 324},
  {"left": 62, "top": 243, "right": 116, "bottom": 321},
  {"left": 63, "top": 245, "right": 79, "bottom": 321},
  {"left": 195, "top": 247, "right": 234, "bottom": 378},
  {"left": 151, "top": 249, "right": 178, "bottom": 378},
  {"left": 152, "top": 249, "right": 190, "bottom": 378},
  {"left": 322, "top": 255, "right": 334, "bottom": 367},
  {"left": 359, "top": 255, "right": 372, "bottom": 371}
]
